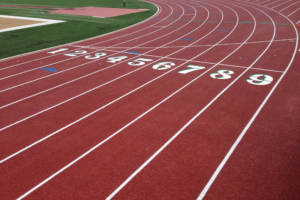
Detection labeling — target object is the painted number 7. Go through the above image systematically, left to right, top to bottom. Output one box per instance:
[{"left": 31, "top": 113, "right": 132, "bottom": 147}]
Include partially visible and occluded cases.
[{"left": 178, "top": 65, "right": 206, "bottom": 74}]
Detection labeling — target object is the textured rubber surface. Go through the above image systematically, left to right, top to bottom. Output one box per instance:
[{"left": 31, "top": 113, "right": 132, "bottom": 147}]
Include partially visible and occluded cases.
[{"left": 0, "top": 0, "right": 299, "bottom": 199}]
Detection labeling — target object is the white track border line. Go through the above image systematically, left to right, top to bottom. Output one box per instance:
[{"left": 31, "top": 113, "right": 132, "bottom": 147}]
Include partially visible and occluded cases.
[
  {"left": 0, "top": 0, "right": 160, "bottom": 62},
  {"left": 197, "top": 0, "right": 298, "bottom": 199},
  {"left": 259, "top": 0, "right": 273, "bottom": 6},
  {"left": 263, "top": 0, "right": 284, "bottom": 8},
  {"left": 271, "top": 0, "right": 293, "bottom": 9},
  {"left": 0, "top": 1, "right": 163, "bottom": 72},
  {"left": 105, "top": 1, "right": 279, "bottom": 199},
  {"left": 279, "top": 1, "right": 300, "bottom": 13},
  {"left": 14, "top": 2, "right": 256, "bottom": 199},
  {"left": 287, "top": 7, "right": 300, "bottom": 17},
  {"left": 0, "top": 15, "right": 64, "bottom": 33},
  {"left": 70, "top": 38, "right": 296, "bottom": 49},
  {"left": 67, "top": 45, "right": 285, "bottom": 73}
]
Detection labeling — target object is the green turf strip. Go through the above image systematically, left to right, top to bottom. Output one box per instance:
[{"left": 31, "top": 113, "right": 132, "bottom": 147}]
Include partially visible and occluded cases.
[{"left": 0, "top": 0, "right": 157, "bottom": 59}]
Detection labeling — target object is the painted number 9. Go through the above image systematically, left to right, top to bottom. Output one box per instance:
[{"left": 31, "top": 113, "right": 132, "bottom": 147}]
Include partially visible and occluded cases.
[{"left": 246, "top": 74, "right": 273, "bottom": 86}]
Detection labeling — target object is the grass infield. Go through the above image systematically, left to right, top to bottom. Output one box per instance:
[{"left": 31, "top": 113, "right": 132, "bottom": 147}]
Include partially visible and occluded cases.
[{"left": 0, "top": 0, "right": 157, "bottom": 59}]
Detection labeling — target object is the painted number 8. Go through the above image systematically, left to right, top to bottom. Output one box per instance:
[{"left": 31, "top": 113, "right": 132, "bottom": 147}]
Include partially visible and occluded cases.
[{"left": 210, "top": 69, "right": 234, "bottom": 79}]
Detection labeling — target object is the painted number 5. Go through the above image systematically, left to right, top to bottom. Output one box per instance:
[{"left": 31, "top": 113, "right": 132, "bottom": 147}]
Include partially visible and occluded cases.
[{"left": 128, "top": 58, "right": 153, "bottom": 66}]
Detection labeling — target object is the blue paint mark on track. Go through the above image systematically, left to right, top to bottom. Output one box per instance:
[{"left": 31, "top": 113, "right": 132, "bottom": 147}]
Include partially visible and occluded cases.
[
  {"left": 240, "top": 21, "right": 252, "bottom": 24},
  {"left": 217, "top": 27, "right": 230, "bottom": 31},
  {"left": 181, "top": 38, "right": 193, "bottom": 41},
  {"left": 126, "top": 51, "right": 140, "bottom": 54},
  {"left": 41, "top": 68, "right": 57, "bottom": 72}
]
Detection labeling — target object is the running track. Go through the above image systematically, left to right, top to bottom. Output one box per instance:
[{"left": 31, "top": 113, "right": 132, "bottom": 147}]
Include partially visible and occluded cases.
[{"left": 0, "top": 0, "right": 299, "bottom": 199}]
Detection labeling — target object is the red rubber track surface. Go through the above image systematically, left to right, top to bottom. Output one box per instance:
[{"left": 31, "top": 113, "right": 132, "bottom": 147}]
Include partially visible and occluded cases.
[{"left": 0, "top": 0, "right": 299, "bottom": 199}]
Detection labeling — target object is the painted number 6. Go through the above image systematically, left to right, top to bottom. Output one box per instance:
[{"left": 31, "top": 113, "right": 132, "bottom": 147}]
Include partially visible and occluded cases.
[{"left": 152, "top": 62, "right": 175, "bottom": 70}]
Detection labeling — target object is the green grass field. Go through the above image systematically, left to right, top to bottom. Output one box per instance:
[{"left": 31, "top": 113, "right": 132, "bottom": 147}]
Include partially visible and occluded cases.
[{"left": 0, "top": 0, "right": 157, "bottom": 59}]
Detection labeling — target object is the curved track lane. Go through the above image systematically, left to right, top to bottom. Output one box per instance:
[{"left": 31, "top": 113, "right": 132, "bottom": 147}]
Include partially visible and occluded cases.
[{"left": 0, "top": 0, "right": 299, "bottom": 199}]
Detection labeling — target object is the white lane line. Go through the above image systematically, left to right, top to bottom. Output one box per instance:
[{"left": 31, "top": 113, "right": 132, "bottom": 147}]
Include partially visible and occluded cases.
[
  {"left": 197, "top": 0, "right": 298, "bottom": 199},
  {"left": 260, "top": 0, "right": 274, "bottom": 6},
  {"left": 264, "top": 0, "right": 285, "bottom": 8},
  {"left": 271, "top": 0, "right": 293, "bottom": 9},
  {"left": 0, "top": 1, "right": 204, "bottom": 127},
  {"left": 106, "top": 1, "right": 276, "bottom": 200},
  {"left": 279, "top": 1, "right": 300, "bottom": 13},
  {"left": 287, "top": 8, "right": 300, "bottom": 17},
  {"left": 87, "top": 38, "right": 296, "bottom": 49},
  {"left": 68, "top": 44, "right": 286, "bottom": 73}
]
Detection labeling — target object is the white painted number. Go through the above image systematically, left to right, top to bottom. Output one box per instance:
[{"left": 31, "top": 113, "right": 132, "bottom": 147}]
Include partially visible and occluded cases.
[
  {"left": 48, "top": 48, "right": 69, "bottom": 54},
  {"left": 64, "top": 50, "right": 88, "bottom": 57},
  {"left": 85, "top": 52, "right": 107, "bottom": 60},
  {"left": 107, "top": 56, "right": 128, "bottom": 63},
  {"left": 128, "top": 58, "right": 153, "bottom": 66},
  {"left": 152, "top": 62, "right": 175, "bottom": 70},
  {"left": 178, "top": 65, "right": 205, "bottom": 74},
  {"left": 210, "top": 69, "right": 234, "bottom": 79},
  {"left": 246, "top": 74, "right": 273, "bottom": 86}
]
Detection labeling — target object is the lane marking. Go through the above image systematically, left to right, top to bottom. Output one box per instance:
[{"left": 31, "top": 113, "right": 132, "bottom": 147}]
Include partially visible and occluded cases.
[
  {"left": 271, "top": 0, "right": 293, "bottom": 9},
  {"left": 279, "top": 1, "right": 300, "bottom": 13},
  {"left": 287, "top": 8, "right": 300, "bottom": 17},
  {"left": 88, "top": 38, "right": 296, "bottom": 49},
  {"left": 181, "top": 38, "right": 194, "bottom": 41},
  {"left": 65, "top": 45, "right": 284, "bottom": 73},
  {"left": 125, "top": 51, "right": 141, "bottom": 54},
  {"left": 40, "top": 68, "right": 57, "bottom": 73}
]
